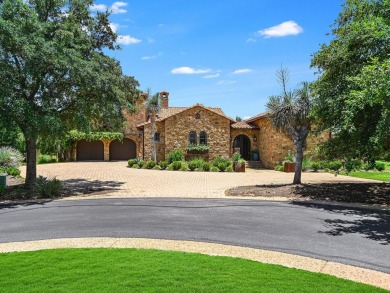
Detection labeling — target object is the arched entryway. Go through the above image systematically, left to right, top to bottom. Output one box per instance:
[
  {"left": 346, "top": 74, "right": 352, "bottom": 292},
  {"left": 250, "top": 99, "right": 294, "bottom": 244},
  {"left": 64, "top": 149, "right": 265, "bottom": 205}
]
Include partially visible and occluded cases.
[
  {"left": 233, "top": 135, "right": 251, "bottom": 160},
  {"left": 110, "top": 138, "right": 136, "bottom": 160},
  {"left": 77, "top": 140, "right": 104, "bottom": 161}
]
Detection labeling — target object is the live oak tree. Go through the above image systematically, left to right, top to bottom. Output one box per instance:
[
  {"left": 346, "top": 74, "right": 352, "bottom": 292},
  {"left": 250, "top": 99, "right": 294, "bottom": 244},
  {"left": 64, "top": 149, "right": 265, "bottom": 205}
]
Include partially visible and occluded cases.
[
  {"left": 0, "top": 0, "right": 139, "bottom": 192},
  {"left": 311, "top": 0, "right": 390, "bottom": 161},
  {"left": 266, "top": 68, "right": 312, "bottom": 184}
]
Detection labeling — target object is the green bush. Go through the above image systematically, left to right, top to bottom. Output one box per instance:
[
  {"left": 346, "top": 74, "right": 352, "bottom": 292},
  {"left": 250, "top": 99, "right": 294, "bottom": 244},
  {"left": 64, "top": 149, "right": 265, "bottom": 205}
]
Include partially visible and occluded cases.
[
  {"left": 186, "top": 144, "right": 209, "bottom": 152},
  {"left": 0, "top": 146, "right": 24, "bottom": 168},
  {"left": 167, "top": 149, "right": 183, "bottom": 164},
  {"left": 232, "top": 153, "right": 241, "bottom": 162},
  {"left": 38, "top": 154, "right": 55, "bottom": 164},
  {"left": 212, "top": 156, "right": 231, "bottom": 168},
  {"left": 302, "top": 157, "right": 311, "bottom": 172},
  {"left": 128, "top": 159, "right": 138, "bottom": 167},
  {"left": 188, "top": 159, "right": 204, "bottom": 171},
  {"left": 345, "top": 159, "right": 362, "bottom": 173},
  {"left": 137, "top": 160, "right": 145, "bottom": 168},
  {"left": 145, "top": 160, "right": 156, "bottom": 169},
  {"left": 328, "top": 160, "right": 342, "bottom": 171},
  {"left": 159, "top": 161, "right": 168, "bottom": 170},
  {"left": 168, "top": 161, "right": 182, "bottom": 171},
  {"left": 318, "top": 161, "right": 329, "bottom": 170},
  {"left": 180, "top": 162, "right": 188, "bottom": 171},
  {"left": 202, "top": 162, "right": 211, "bottom": 171},
  {"left": 217, "top": 162, "right": 229, "bottom": 172},
  {"left": 311, "top": 162, "right": 320, "bottom": 172},
  {"left": 375, "top": 162, "right": 385, "bottom": 171},
  {"left": 131, "top": 164, "right": 139, "bottom": 168},
  {"left": 274, "top": 164, "right": 284, "bottom": 172},
  {"left": 153, "top": 165, "right": 161, "bottom": 170},
  {"left": 210, "top": 166, "right": 219, "bottom": 172},
  {"left": 226, "top": 166, "right": 234, "bottom": 172},
  {"left": 6, "top": 167, "right": 20, "bottom": 176},
  {"left": 34, "top": 176, "right": 63, "bottom": 198}
]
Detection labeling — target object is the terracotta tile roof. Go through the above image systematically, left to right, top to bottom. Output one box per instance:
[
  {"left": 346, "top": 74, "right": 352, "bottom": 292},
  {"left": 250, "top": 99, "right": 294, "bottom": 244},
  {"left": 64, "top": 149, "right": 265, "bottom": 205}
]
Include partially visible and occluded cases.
[
  {"left": 137, "top": 104, "right": 235, "bottom": 127},
  {"left": 245, "top": 111, "right": 270, "bottom": 123},
  {"left": 230, "top": 121, "right": 259, "bottom": 129}
]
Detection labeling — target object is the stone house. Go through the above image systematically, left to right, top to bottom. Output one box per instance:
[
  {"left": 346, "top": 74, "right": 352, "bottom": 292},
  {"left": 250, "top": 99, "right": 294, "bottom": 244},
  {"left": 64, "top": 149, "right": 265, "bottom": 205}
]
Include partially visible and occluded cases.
[{"left": 75, "top": 91, "right": 328, "bottom": 168}]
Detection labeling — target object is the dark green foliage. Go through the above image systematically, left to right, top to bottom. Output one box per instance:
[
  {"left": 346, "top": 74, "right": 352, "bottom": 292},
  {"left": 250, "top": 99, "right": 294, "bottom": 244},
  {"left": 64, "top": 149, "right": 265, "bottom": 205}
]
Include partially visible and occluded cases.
[
  {"left": 311, "top": 0, "right": 390, "bottom": 160},
  {"left": 68, "top": 131, "right": 124, "bottom": 142},
  {"left": 186, "top": 144, "right": 209, "bottom": 152},
  {"left": 167, "top": 150, "right": 183, "bottom": 164},
  {"left": 232, "top": 153, "right": 241, "bottom": 162},
  {"left": 37, "top": 155, "right": 56, "bottom": 164},
  {"left": 212, "top": 156, "right": 232, "bottom": 168},
  {"left": 128, "top": 159, "right": 138, "bottom": 167},
  {"left": 188, "top": 159, "right": 204, "bottom": 171},
  {"left": 345, "top": 159, "right": 362, "bottom": 173},
  {"left": 137, "top": 160, "right": 145, "bottom": 168},
  {"left": 145, "top": 160, "right": 156, "bottom": 169},
  {"left": 328, "top": 160, "right": 342, "bottom": 171},
  {"left": 158, "top": 161, "right": 168, "bottom": 170},
  {"left": 168, "top": 161, "right": 182, "bottom": 171},
  {"left": 179, "top": 162, "right": 188, "bottom": 171},
  {"left": 202, "top": 162, "right": 211, "bottom": 171},
  {"left": 217, "top": 162, "right": 229, "bottom": 172},
  {"left": 311, "top": 162, "right": 320, "bottom": 172},
  {"left": 375, "top": 162, "right": 385, "bottom": 171},
  {"left": 275, "top": 165, "right": 284, "bottom": 172},
  {"left": 0, "top": 166, "right": 20, "bottom": 176},
  {"left": 210, "top": 166, "right": 219, "bottom": 172},
  {"left": 226, "top": 166, "right": 234, "bottom": 172},
  {"left": 34, "top": 176, "right": 63, "bottom": 198}
]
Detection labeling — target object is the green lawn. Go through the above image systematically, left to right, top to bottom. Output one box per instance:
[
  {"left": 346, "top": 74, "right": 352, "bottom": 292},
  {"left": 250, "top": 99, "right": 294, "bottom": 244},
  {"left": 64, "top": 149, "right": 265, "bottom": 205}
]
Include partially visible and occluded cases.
[
  {"left": 347, "top": 171, "right": 390, "bottom": 182},
  {"left": 0, "top": 248, "right": 385, "bottom": 292}
]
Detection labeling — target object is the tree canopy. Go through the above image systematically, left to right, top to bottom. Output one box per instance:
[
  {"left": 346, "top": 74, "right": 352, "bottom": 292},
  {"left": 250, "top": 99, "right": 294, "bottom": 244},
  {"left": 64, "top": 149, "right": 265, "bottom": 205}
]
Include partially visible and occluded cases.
[
  {"left": 0, "top": 0, "right": 139, "bottom": 190},
  {"left": 311, "top": 0, "right": 390, "bottom": 160}
]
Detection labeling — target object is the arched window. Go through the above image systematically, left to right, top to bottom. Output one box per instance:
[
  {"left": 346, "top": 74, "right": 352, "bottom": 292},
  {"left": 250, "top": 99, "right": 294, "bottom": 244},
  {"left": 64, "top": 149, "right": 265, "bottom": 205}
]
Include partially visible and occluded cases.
[
  {"left": 189, "top": 131, "right": 197, "bottom": 145},
  {"left": 199, "top": 131, "right": 207, "bottom": 145}
]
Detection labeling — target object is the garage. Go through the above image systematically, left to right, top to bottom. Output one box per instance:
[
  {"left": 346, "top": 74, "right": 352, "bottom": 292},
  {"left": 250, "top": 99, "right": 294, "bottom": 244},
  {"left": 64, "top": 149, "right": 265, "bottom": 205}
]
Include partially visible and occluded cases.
[
  {"left": 110, "top": 138, "right": 136, "bottom": 160},
  {"left": 76, "top": 140, "right": 104, "bottom": 161}
]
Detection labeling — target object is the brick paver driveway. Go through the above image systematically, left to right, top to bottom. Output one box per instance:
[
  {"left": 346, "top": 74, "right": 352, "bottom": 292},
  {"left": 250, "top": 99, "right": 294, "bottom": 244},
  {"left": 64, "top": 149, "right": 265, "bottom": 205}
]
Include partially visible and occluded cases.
[{"left": 21, "top": 161, "right": 377, "bottom": 198}]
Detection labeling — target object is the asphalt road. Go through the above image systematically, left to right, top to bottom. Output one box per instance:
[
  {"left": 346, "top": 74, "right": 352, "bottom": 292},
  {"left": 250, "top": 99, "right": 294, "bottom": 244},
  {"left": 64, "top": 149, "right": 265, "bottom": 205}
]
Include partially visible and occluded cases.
[{"left": 0, "top": 198, "right": 389, "bottom": 273}]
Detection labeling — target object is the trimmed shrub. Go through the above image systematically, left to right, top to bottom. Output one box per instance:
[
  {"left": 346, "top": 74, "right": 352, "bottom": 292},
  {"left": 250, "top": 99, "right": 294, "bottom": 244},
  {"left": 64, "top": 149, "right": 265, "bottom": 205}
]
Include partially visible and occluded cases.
[
  {"left": 0, "top": 146, "right": 24, "bottom": 168},
  {"left": 167, "top": 149, "right": 183, "bottom": 164},
  {"left": 38, "top": 155, "right": 55, "bottom": 164},
  {"left": 213, "top": 156, "right": 231, "bottom": 167},
  {"left": 128, "top": 159, "right": 138, "bottom": 167},
  {"left": 188, "top": 159, "right": 204, "bottom": 171},
  {"left": 345, "top": 159, "right": 362, "bottom": 173},
  {"left": 137, "top": 160, "right": 145, "bottom": 168},
  {"left": 145, "top": 160, "right": 156, "bottom": 169},
  {"left": 328, "top": 160, "right": 342, "bottom": 171},
  {"left": 159, "top": 161, "right": 168, "bottom": 170},
  {"left": 168, "top": 161, "right": 182, "bottom": 171},
  {"left": 318, "top": 161, "right": 329, "bottom": 170},
  {"left": 180, "top": 162, "right": 188, "bottom": 171},
  {"left": 202, "top": 162, "right": 211, "bottom": 171},
  {"left": 217, "top": 162, "right": 229, "bottom": 172},
  {"left": 311, "top": 162, "right": 320, "bottom": 172},
  {"left": 375, "top": 162, "right": 385, "bottom": 171},
  {"left": 131, "top": 164, "right": 139, "bottom": 168},
  {"left": 274, "top": 164, "right": 284, "bottom": 172},
  {"left": 153, "top": 165, "right": 161, "bottom": 170},
  {"left": 210, "top": 166, "right": 219, "bottom": 172},
  {"left": 226, "top": 166, "right": 234, "bottom": 172},
  {"left": 5, "top": 167, "right": 20, "bottom": 176},
  {"left": 34, "top": 176, "right": 63, "bottom": 198}
]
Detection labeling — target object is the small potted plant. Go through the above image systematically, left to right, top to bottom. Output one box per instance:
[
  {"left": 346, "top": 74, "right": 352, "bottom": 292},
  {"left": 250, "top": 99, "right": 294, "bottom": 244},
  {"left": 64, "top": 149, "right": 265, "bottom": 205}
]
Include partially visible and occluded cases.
[
  {"left": 283, "top": 150, "right": 296, "bottom": 173},
  {"left": 235, "top": 159, "right": 246, "bottom": 172}
]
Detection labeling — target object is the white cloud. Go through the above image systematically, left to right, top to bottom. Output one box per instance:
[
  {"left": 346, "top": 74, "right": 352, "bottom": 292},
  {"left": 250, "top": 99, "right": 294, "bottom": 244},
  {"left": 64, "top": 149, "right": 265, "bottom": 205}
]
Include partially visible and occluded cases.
[
  {"left": 111, "top": 1, "right": 128, "bottom": 14},
  {"left": 91, "top": 2, "right": 128, "bottom": 14},
  {"left": 90, "top": 4, "right": 107, "bottom": 12},
  {"left": 258, "top": 21, "right": 303, "bottom": 38},
  {"left": 109, "top": 23, "right": 119, "bottom": 33},
  {"left": 117, "top": 35, "right": 141, "bottom": 45},
  {"left": 141, "top": 53, "right": 163, "bottom": 60},
  {"left": 171, "top": 67, "right": 211, "bottom": 74},
  {"left": 232, "top": 69, "right": 252, "bottom": 74},
  {"left": 203, "top": 73, "right": 220, "bottom": 79},
  {"left": 216, "top": 80, "right": 236, "bottom": 85}
]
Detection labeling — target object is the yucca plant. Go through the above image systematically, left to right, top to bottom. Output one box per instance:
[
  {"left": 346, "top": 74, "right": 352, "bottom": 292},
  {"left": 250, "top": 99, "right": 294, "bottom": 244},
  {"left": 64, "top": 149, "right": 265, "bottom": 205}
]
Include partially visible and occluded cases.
[{"left": 0, "top": 146, "right": 24, "bottom": 169}]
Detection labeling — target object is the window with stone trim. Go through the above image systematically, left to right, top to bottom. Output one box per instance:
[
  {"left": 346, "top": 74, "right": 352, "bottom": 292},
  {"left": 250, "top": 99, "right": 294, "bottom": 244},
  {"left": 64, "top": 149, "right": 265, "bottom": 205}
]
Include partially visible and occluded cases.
[
  {"left": 189, "top": 131, "right": 197, "bottom": 144},
  {"left": 199, "top": 131, "right": 207, "bottom": 145},
  {"left": 154, "top": 133, "right": 160, "bottom": 142}
]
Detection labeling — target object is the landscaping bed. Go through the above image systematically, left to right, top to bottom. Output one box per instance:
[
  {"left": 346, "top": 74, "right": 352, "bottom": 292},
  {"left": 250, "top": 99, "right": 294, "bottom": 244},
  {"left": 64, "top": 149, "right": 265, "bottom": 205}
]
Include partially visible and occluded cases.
[{"left": 226, "top": 182, "right": 390, "bottom": 207}]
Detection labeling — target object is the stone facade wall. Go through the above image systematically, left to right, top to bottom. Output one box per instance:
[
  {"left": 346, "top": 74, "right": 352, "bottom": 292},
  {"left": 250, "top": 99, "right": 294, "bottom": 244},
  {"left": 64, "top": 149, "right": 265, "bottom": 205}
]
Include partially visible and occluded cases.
[
  {"left": 122, "top": 97, "right": 147, "bottom": 134},
  {"left": 163, "top": 106, "right": 231, "bottom": 161},
  {"left": 252, "top": 118, "right": 329, "bottom": 168},
  {"left": 143, "top": 121, "right": 165, "bottom": 162}
]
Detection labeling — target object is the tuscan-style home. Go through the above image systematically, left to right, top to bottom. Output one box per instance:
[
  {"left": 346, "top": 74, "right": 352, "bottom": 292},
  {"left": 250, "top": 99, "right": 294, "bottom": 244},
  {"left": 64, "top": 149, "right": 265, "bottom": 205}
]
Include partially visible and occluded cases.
[{"left": 75, "top": 91, "right": 328, "bottom": 168}]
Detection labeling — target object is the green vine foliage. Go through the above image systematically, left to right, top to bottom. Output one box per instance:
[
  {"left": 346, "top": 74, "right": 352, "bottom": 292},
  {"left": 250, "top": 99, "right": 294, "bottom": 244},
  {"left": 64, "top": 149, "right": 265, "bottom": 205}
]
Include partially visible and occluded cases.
[
  {"left": 67, "top": 130, "right": 124, "bottom": 142},
  {"left": 186, "top": 144, "right": 209, "bottom": 152}
]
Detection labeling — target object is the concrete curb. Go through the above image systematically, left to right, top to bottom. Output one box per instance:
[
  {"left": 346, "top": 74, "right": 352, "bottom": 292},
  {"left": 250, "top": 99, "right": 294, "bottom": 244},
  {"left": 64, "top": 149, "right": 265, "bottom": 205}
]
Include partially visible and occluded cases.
[{"left": 0, "top": 237, "right": 388, "bottom": 290}]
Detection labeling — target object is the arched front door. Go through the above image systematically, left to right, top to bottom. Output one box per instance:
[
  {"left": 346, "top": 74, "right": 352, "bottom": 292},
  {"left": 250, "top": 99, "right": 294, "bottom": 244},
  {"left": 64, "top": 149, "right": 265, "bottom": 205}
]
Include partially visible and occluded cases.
[
  {"left": 234, "top": 135, "right": 251, "bottom": 160},
  {"left": 110, "top": 138, "right": 136, "bottom": 160},
  {"left": 77, "top": 140, "right": 104, "bottom": 161}
]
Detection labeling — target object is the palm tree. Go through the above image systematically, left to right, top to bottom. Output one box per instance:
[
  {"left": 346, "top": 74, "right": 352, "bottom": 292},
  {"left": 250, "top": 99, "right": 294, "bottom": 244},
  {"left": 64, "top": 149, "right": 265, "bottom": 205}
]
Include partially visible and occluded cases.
[
  {"left": 266, "top": 68, "right": 312, "bottom": 184},
  {"left": 144, "top": 89, "right": 161, "bottom": 162}
]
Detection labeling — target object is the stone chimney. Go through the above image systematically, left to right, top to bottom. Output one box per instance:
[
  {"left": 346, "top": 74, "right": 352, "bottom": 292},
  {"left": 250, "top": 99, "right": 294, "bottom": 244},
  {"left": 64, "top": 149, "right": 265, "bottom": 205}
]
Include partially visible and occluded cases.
[{"left": 160, "top": 91, "right": 169, "bottom": 109}]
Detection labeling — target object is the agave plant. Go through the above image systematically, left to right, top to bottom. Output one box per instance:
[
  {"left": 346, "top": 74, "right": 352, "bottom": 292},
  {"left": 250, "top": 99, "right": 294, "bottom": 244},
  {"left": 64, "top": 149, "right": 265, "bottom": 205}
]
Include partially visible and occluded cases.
[{"left": 0, "top": 146, "right": 24, "bottom": 169}]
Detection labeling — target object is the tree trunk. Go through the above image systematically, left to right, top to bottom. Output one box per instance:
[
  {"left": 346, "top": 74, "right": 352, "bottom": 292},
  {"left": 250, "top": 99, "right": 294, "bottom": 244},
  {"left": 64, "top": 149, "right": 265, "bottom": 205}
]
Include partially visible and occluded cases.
[
  {"left": 150, "top": 113, "right": 157, "bottom": 162},
  {"left": 25, "top": 137, "right": 37, "bottom": 194},
  {"left": 293, "top": 140, "right": 304, "bottom": 184}
]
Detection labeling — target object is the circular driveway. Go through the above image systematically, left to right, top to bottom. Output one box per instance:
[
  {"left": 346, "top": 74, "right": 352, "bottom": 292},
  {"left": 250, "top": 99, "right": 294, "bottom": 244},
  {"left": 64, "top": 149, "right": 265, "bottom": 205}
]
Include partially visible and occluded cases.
[
  {"left": 22, "top": 161, "right": 376, "bottom": 198},
  {"left": 0, "top": 198, "right": 389, "bottom": 274}
]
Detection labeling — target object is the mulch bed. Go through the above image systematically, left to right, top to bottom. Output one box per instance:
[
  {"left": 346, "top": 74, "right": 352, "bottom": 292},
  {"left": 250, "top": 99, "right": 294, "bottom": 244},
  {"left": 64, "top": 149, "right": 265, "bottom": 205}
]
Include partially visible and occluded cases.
[{"left": 226, "top": 182, "right": 390, "bottom": 207}]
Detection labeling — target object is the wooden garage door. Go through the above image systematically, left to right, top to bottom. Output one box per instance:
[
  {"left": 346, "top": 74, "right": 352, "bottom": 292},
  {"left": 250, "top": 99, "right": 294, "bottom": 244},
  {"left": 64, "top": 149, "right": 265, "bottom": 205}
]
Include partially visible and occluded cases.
[
  {"left": 110, "top": 138, "right": 136, "bottom": 160},
  {"left": 77, "top": 140, "right": 104, "bottom": 161}
]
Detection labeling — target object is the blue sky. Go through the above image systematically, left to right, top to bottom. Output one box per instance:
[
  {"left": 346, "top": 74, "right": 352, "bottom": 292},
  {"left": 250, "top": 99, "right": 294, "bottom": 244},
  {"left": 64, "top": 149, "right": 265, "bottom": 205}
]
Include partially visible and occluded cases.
[{"left": 91, "top": 0, "right": 342, "bottom": 120}]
